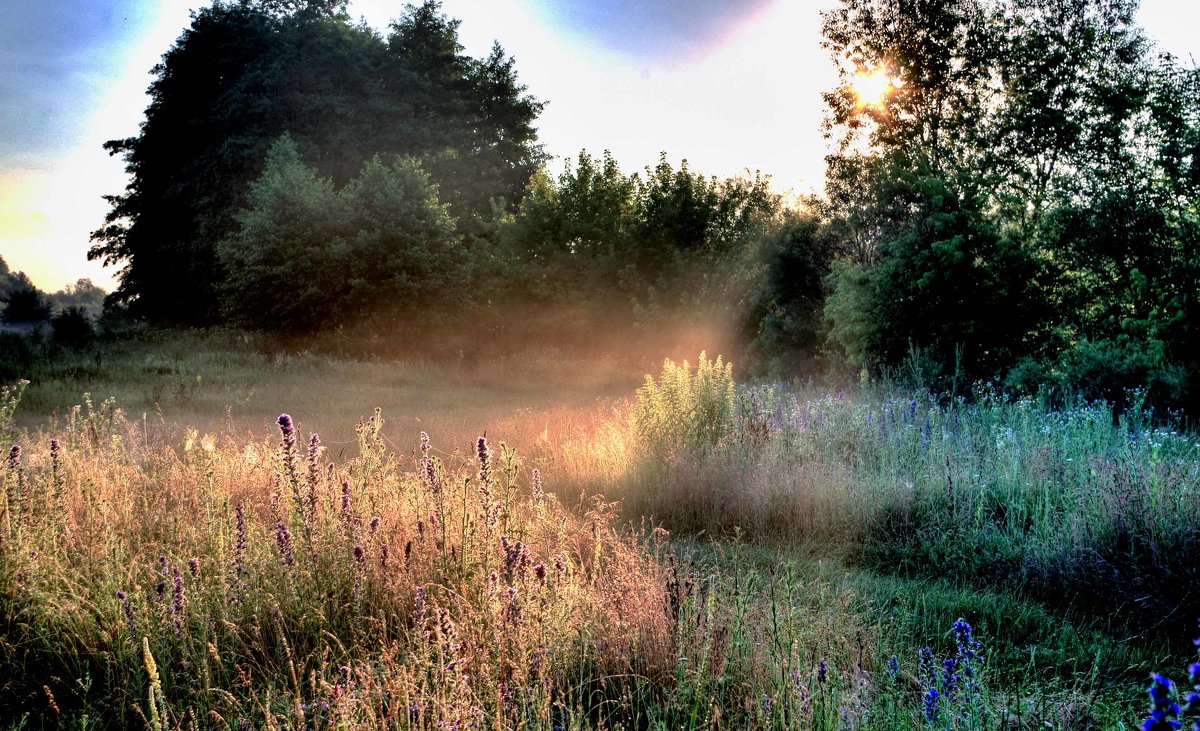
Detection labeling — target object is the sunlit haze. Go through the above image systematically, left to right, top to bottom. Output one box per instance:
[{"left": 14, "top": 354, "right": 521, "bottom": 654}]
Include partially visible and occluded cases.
[{"left": 1, "top": 0, "right": 1197, "bottom": 293}]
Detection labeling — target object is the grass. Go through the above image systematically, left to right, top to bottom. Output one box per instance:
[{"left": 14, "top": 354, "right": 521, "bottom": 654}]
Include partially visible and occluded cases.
[{"left": 1, "top": 336, "right": 1196, "bottom": 728}]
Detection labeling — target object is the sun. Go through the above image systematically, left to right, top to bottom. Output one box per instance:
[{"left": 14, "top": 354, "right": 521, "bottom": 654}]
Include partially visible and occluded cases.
[{"left": 851, "top": 67, "right": 900, "bottom": 107}]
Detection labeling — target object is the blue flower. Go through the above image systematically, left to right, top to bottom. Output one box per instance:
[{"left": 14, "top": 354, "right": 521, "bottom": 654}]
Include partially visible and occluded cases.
[
  {"left": 1142, "top": 673, "right": 1183, "bottom": 731},
  {"left": 923, "top": 688, "right": 940, "bottom": 723}
]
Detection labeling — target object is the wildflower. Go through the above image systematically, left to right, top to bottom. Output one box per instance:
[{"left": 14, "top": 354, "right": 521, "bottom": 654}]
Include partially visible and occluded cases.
[
  {"left": 277, "top": 413, "right": 295, "bottom": 444},
  {"left": 304, "top": 433, "right": 321, "bottom": 522},
  {"left": 476, "top": 436, "right": 490, "bottom": 486},
  {"left": 48, "top": 438, "right": 62, "bottom": 496},
  {"left": 6, "top": 444, "right": 20, "bottom": 470},
  {"left": 531, "top": 467, "right": 543, "bottom": 503},
  {"left": 229, "top": 501, "right": 248, "bottom": 604},
  {"left": 369, "top": 516, "right": 380, "bottom": 533},
  {"left": 275, "top": 521, "right": 295, "bottom": 567},
  {"left": 380, "top": 543, "right": 390, "bottom": 567},
  {"left": 353, "top": 544, "right": 365, "bottom": 564},
  {"left": 187, "top": 558, "right": 200, "bottom": 577},
  {"left": 533, "top": 561, "right": 547, "bottom": 583},
  {"left": 170, "top": 564, "right": 186, "bottom": 635},
  {"left": 412, "top": 585, "right": 427, "bottom": 628},
  {"left": 505, "top": 586, "right": 521, "bottom": 624},
  {"left": 116, "top": 590, "right": 137, "bottom": 636},
  {"left": 953, "top": 618, "right": 982, "bottom": 702},
  {"left": 918, "top": 647, "right": 937, "bottom": 686},
  {"left": 887, "top": 655, "right": 899, "bottom": 677},
  {"left": 818, "top": 657, "right": 828, "bottom": 684},
  {"left": 942, "top": 657, "right": 959, "bottom": 701},
  {"left": 1142, "top": 673, "right": 1182, "bottom": 731},
  {"left": 923, "top": 688, "right": 941, "bottom": 724}
]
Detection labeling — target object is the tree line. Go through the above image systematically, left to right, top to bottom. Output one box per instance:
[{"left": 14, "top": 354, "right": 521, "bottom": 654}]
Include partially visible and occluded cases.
[{"left": 82, "top": 0, "right": 1199, "bottom": 412}]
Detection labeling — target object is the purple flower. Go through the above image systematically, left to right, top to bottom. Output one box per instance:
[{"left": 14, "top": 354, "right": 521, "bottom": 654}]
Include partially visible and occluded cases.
[
  {"left": 476, "top": 436, "right": 490, "bottom": 486},
  {"left": 5, "top": 444, "right": 20, "bottom": 470},
  {"left": 275, "top": 521, "right": 295, "bottom": 567},
  {"left": 116, "top": 590, "right": 137, "bottom": 636},
  {"left": 818, "top": 657, "right": 828, "bottom": 684}
]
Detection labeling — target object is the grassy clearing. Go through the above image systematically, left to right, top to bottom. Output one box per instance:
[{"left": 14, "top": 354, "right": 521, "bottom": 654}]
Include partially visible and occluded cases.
[{"left": 1, "top": 342, "right": 1196, "bottom": 728}]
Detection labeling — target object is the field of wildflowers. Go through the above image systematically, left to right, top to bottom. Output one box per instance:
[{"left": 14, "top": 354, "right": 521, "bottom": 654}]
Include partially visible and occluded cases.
[{"left": 2, "top": 348, "right": 1198, "bottom": 728}]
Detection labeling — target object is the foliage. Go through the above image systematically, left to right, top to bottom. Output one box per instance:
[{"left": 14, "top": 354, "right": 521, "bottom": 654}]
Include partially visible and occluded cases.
[
  {"left": 90, "top": 0, "right": 542, "bottom": 325},
  {"left": 818, "top": 0, "right": 1200, "bottom": 407},
  {"left": 218, "top": 136, "right": 462, "bottom": 331},
  {"left": 501, "top": 150, "right": 781, "bottom": 331},
  {"left": 743, "top": 206, "right": 838, "bottom": 374},
  {"left": 47, "top": 278, "right": 107, "bottom": 320},
  {"left": 0, "top": 282, "right": 51, "bottom": 324},
  {"left": 50, "top": 306, "right": 96, "bottom": 349},
  {"left": 631, "top": 352, "right": 735, "bottom": 458}
]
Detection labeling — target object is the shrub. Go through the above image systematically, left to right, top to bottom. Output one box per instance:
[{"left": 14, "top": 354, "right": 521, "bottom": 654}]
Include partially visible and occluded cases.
[{"left": 632, "top": 351, "right": 735, "bottom": 458}]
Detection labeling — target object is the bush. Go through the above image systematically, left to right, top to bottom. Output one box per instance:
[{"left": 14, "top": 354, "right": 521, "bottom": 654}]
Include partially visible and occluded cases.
[{"left": 51, "top": 306, "right": 95, "bottom": 348}]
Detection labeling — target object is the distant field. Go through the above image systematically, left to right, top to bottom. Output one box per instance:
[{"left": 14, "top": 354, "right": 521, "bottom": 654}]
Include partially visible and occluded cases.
[
  {"left": 14, "top": 331, "right": 647, "bottom": 466},
  {"left": 2, "top": 334, "right": 1196, "bottom": 728}
]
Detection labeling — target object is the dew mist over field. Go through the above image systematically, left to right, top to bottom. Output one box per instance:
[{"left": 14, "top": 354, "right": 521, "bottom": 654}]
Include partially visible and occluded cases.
[{"left": 3, "top": 0, "right": 1200, "bottom": 729}]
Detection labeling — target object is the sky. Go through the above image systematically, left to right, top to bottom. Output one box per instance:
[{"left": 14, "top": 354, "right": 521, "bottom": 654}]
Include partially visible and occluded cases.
[{"left": 0, "top": 0, "right": 1197, "bottom": 294}]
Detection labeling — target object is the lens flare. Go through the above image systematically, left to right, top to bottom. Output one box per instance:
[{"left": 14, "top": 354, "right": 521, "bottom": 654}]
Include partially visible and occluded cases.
[{"left": 851, "top": 67, "right": 900, "bottom": 107}]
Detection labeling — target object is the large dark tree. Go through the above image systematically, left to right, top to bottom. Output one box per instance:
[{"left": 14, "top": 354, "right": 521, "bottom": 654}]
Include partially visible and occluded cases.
[{"left": 90, "top": 0, "right": 543, "bottom": 325}]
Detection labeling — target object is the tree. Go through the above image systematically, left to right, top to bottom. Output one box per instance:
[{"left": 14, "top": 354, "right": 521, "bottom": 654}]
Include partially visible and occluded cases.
[
  {"left": 91, "top": 0, "right": 543, "bottom": 325},
  {"left": 818, "top": 0, "right": 1200, "bottom": 403},
  {"left": 218, "top": 136, "right": 461, "bottom": 331},
  {"left": 501, "top": 151, "right": 780, "bottom": 322},
  {"left": 744, "top": 206, "right": 838, "bottom": 373},
  {"left": 2, "top": 284, "right": 51, "bottom": 325}
]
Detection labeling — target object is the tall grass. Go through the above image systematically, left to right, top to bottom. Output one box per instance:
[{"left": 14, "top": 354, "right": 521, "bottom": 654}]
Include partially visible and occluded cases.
[
  {"left": 1, "top": 350, "right": 1185, "bottom": 728},
  {"left": 587, "top": 358, "right": 1200, "bottom": 645},
  {"left": 0, "top": 385, "right": 901, "bottom": 730}
]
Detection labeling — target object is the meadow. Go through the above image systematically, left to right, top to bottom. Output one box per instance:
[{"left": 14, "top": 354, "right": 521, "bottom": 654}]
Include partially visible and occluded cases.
[{"left": 2, "top": 333, "right": 1198, "bottom": 729}]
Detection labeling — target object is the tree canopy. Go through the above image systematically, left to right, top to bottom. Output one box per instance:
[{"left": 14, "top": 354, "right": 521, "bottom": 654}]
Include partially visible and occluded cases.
[
  {"left": 90, "top": 0, "right": 543, "bottom": 325},
  {"left": 813, "top": 0, "right": 1200, "bottom": 407}
]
